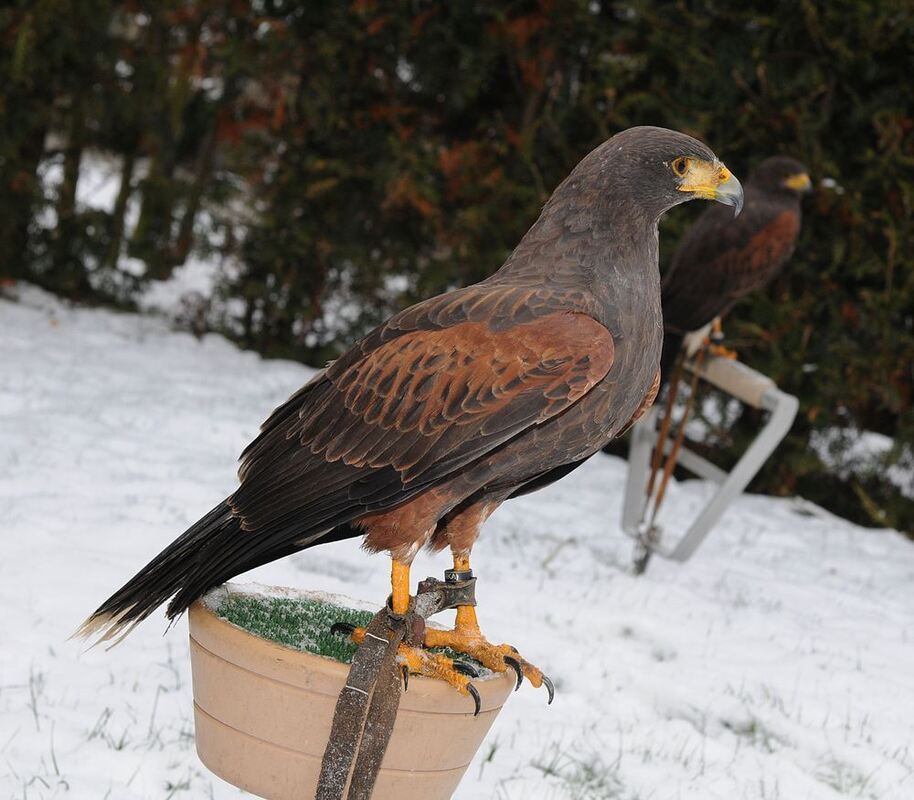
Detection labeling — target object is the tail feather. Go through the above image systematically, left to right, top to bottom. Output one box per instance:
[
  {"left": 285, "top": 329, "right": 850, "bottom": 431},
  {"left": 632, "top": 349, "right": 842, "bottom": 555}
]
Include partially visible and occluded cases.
[
  {"left": 74, "top": 500, "right": 363, "bottom": 646},
  {"left": 74, "top": 502, "right": 234, "bottom": 644}
]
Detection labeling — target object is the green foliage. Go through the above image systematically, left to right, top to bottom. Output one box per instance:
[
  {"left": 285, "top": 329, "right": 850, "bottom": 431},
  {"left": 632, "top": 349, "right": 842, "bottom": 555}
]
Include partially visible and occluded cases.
[{"left": 1, "top": 0, "right": 911, "bottom": 531}]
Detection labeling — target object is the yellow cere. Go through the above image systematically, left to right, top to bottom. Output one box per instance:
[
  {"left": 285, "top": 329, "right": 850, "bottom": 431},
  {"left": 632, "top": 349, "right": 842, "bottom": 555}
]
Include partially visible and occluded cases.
[
  {"left": 676, "top": 159, "right": 733, "bottom": 199},
  {"left": 783, "top": 172, "right": 812, "bottom": 192}
]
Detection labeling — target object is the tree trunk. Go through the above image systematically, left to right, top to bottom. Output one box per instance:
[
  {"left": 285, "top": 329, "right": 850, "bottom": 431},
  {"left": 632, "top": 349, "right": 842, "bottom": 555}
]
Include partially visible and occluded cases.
[
  {"left": 127, "top": 9, "right": 182, "bottom": 280},
  {"left": 51, "top": 98, "right": 92, "bottom": 296},
  {"left": 172, "top": 119, "right": 218, "bottom": 267},
  {"left": 0, "top": 120, "right": 48, "bottom": 281},
  {"left": 104, "top": 148, "right": 137, "bottom": 274}
]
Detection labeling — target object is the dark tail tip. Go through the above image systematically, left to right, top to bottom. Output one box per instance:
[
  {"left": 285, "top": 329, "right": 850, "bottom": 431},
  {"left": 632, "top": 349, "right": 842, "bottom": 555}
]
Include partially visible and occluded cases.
[{"left": 73, "top": 502, "right": 235, "bottom": 647}]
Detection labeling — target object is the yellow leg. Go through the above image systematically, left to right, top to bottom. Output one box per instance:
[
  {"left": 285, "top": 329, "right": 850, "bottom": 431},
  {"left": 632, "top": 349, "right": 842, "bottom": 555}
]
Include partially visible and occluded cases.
[
  {"left": 707, "top": 318, "right": 738, "bottom": 359},
  {"left": 333, "top": 553, "right": 551, "bottom": 712},
  {"left": 422, "top": 553, "right": 553, "bottom": 702},
  {"left": 451, "top": 553, "right": 479, "bottom": 631},
  {"left": 392, "top": 555, "right": 480, "bottom": 710},
  {"left": 337, "top": 557, "right": 479, "bottom": 711},
  {"left": 343, "top": 558, "right": 409, "bottom": 645},
  {"left": 391, "top": 559, "right": 410, "bottom": 615}
]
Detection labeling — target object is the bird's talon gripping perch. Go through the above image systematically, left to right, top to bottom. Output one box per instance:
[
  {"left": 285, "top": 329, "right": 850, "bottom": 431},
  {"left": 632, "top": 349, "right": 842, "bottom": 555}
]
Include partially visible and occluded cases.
[
  {"left": 708, "top": 343, "right": 738, "bottom": 360},
  {"left": 330, "top": 621, "right": 356, "bottom": 637},
  {"left": 331, "top": 623, "right": 366, "bottom": 646},
  {"left": 424, "top": 628, "right": 549, "bottom": 698},
  {"left": 396, "top": 641, "right": 487, "bottom": 715},
  {"left": 503, "top": 655, "right": 523, "bottom": 691},
  {"left": 453, "top": 660, "right": 480, "bottom": 678},
  {"left": 401, "top": 664, "right": 409, "bottom": 692},
  {"left": 542, "top": 674, "right": 555, "bottom": 705},
  {"left": 467, "top": 683, "right": 481, "bottom": 717}
]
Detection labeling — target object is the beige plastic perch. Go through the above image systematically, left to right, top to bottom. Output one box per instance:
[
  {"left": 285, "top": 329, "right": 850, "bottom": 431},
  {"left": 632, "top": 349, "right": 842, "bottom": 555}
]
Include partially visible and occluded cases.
[
  {"left": 622, "top": 354, "right": 799, "bottom": 564},
  {"left": 188, "top": 599, "right": 515, "bottom": 800}
]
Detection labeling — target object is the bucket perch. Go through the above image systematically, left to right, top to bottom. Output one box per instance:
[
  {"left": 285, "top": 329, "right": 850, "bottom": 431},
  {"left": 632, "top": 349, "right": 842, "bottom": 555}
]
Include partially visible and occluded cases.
[{"left": 189, "top": 586, "right": 514, "bottom": 799}]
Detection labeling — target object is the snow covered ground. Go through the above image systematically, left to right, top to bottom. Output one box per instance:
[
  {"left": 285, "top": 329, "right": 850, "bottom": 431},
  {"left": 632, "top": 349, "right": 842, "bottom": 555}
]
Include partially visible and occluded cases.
[{"left": 2, "top": 285, "right": 913, "bottom": 800}]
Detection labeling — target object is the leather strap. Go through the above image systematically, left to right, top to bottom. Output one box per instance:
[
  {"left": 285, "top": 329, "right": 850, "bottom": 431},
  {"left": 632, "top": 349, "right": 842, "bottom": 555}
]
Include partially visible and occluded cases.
[
  {"left": 316, "top": 575, "right": 478, "bottom": 799},
  {"left": 316, "top": 610, "right": 404, "bottom": 799}
]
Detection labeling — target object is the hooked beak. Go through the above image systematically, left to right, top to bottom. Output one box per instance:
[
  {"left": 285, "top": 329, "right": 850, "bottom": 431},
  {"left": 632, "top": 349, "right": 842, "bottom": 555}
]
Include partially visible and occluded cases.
[
  {"left": 677, "top": 159, "right": 744, "bottom": 216},
  {"left": 715, "top": 169, "right": 744, "bottom": 216},
  {"left": 783, "top": 172, "right": 813, "bottom": 194}
]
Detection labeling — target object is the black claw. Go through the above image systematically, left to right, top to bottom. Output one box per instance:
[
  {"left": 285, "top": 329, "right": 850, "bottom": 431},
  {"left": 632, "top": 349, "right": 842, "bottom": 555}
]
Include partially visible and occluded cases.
[
  {"left": 330, "top": 622, "right": 356, "bottom": 636},
  {"left": 503, "top": 655, "right": 523, "bottom": 691},
  {"left": 453, "top": 660, "right": 480, "bottom": 678},
  {"left": 401, "top": 665, "right": 409, "bottom": 692},
  {"left": 542, "top": 674, "right": 555, "bottom": 705},
  {"left": 467, "top": 682, "right": 481, "bottom": 717}
]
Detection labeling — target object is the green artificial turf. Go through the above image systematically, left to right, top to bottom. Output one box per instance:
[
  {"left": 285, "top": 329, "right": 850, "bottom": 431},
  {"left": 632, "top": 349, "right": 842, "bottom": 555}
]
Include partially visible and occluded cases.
[
  {"left": 214, "top": 591, "right": 488, "bottom": 673},
  {"left": 215, "top": 593, "right": 374, "bottom": 664}
]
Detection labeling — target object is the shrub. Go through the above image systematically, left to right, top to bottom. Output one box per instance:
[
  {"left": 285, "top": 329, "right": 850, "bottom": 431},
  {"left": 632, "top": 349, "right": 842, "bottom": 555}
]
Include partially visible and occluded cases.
[{"left": 1, "top": 1, "right": 911, "bottom": 532}]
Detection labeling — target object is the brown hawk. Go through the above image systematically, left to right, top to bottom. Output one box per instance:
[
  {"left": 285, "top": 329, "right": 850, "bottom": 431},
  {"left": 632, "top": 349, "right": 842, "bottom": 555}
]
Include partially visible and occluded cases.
[{"left": 79, "top": 127, "right": 743, "bottom": 709}]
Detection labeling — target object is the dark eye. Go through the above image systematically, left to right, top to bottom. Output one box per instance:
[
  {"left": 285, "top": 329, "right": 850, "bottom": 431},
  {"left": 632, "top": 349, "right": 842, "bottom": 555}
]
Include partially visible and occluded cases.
[{"left": 671, "top": 157, "right": 689, "bottom": 177}]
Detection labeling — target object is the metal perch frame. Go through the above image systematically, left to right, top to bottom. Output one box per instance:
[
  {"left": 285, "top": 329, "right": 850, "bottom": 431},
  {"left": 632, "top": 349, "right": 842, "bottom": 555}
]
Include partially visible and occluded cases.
[{"left": 621, "top": 355, "right": 799, "bottom": 563}]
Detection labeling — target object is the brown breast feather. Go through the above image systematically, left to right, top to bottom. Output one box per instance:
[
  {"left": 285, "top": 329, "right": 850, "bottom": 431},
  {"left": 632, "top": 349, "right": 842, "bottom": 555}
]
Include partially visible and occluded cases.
[
  {"left": 664, "top": 208, "right": 800, "bottom": 334},
  {"left": 719, "top": 210, "right": 800, "bottom": 295}
]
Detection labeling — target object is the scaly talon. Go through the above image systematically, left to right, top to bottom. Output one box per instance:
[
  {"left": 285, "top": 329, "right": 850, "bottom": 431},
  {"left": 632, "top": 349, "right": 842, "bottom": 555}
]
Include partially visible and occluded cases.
[
  {"left": 708, "top": 343, "right": 738, "bottom": 360},
  {"left": 352, "top": 555, "right": 551, "bottom": 711},
  {"left": 336, "top": 619, "right": 482, "bottom": 712},
  {"left": 424, "top": 619, "right": 550, "bottom": 700},
  {"left": 330, "top": 621, "right": 356, "bottom": 636},
  {"left": 331, "top": 623, "right": 366, "bottom": 645},
  {"left": 396, "top": 643, "right": 483, "bottom": 714},
  {"left": 509, "top": 653, "right": 553, "bottom": 702},
  {"left": 503, "top": 655, "right": 523, "bottom": 691},
  {"left": 453, "top": 660, "right": 480, "bottom": 678},
  {"left": 542, "top": 674, "right": 555, "bottom": 705},
  {"left": 467, "top": 683, "right": 481, "bottom": 716}
]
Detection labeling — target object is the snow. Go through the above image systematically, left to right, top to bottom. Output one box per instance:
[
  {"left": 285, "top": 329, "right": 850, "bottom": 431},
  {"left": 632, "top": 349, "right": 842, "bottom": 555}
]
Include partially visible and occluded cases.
[
  {"left": 37, "top": 151, "right": 142, "bottom": 230},
  {"left": 34, "top": 152, "right": 395, "bottom": 346},
  {"left": 138, "top": 256, "right": 223, "bottom": 317},
  {"left": 2, "top": 284, "right": 913, "bottom": 800},
  {"left": 810, "top": 428, "right": 913, "bottom": 501},
  {"left": 201, "top": 582, "right": 381, "bottom": 617}
]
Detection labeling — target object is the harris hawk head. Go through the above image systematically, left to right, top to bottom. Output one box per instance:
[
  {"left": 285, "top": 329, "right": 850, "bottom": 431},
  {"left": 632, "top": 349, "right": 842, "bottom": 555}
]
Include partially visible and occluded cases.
[
  {"left": 544, "top": 126, "right": 744, "bottom": 223},
  {"left": 79, "top": 127, "right": 742, "bottom": 709},
  {"left": 659, "top": 155, "right": 811, "bottom": 384},
  {"left": 750, "top": 155, "right": 814, "bottom": 197}
]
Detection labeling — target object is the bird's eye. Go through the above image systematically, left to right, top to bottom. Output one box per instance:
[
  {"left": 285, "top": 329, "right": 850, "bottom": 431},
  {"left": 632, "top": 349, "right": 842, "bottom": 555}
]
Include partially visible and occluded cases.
[{"left": 670, "top": 157, "right": 689, "bottom": 178}]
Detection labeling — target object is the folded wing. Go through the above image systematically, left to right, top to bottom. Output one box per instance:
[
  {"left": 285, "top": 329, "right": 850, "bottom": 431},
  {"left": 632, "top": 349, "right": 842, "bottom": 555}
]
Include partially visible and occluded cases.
[{"left": 230, "top": 286, "right": 614, "bottom": 547}]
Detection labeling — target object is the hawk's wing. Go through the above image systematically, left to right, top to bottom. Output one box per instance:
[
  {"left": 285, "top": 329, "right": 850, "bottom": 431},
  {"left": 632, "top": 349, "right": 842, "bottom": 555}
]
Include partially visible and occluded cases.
[
  {"left": 662, "top": 200, "right": 800, "bottom": 335},
  {"left": 230, "top": 285, "right": 613, "bottom": 543}
]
